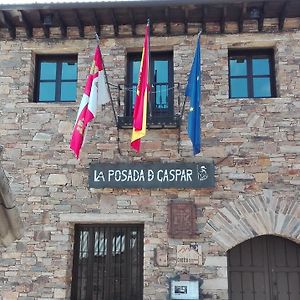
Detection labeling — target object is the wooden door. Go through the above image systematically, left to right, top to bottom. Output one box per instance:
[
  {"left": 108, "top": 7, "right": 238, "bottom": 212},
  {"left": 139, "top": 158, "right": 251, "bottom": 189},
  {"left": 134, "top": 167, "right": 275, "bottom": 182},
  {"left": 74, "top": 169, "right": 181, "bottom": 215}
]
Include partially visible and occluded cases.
[{"left": 228, "top": 235, "right": 300, "bottom": 300}]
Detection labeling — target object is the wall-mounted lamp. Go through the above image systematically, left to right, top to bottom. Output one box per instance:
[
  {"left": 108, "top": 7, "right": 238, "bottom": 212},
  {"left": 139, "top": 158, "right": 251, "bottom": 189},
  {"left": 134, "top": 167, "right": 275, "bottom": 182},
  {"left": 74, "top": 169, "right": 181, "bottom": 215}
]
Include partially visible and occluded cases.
[
  {"left": 248, "top": 7, "right": 261, "bottom": 19},
  {"left": 42, "top": 14, "right": 53, "bottom": 26}
]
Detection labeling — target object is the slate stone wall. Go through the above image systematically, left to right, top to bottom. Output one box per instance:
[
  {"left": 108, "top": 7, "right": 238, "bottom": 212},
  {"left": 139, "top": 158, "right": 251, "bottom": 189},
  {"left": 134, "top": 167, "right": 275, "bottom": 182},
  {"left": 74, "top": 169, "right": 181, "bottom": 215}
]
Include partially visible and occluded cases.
[{"left": 0, "top": 22, "right": 299, "bottom": 300}]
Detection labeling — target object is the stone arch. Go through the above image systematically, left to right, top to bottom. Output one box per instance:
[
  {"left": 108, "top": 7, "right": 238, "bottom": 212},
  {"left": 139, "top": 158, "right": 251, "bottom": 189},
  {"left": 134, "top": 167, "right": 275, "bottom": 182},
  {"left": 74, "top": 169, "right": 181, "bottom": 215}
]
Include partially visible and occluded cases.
[
  {"left": 0, "top": 163, "right": 23, "bottom": 246},
  {"left": 204, "top": 189, "right": 300, "bottom": 251}
]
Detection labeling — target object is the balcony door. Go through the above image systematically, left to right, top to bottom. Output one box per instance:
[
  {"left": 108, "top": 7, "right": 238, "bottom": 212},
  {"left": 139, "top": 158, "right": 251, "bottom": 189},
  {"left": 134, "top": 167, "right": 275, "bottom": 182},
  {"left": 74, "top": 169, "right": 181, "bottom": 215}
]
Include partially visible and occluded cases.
[{"left": 127, "top": 51, "right": 174, "bottom": 118}]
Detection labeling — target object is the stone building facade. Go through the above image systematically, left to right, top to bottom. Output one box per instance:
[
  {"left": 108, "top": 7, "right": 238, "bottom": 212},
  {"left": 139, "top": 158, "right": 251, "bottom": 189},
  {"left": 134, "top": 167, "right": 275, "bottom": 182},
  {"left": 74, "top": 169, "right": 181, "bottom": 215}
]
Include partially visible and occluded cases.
[{"left": 0, "top": 1, "right": 299, "bottom": 299}]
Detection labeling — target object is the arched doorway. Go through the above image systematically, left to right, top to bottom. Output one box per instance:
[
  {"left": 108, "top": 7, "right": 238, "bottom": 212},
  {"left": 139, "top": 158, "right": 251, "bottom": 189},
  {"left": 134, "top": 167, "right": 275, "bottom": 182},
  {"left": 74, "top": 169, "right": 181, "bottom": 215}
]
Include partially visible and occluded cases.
[{"left": 227, "top": 235, "right": 300, "bottom": 300}]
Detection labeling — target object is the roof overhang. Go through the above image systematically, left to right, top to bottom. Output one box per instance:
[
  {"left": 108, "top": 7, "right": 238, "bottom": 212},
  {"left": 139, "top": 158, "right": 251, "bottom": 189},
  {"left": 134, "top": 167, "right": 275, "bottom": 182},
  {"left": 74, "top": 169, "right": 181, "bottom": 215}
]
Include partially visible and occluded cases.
[
  {"left": 0, "top": 0, "right": 299, "bottom": 39},
  {"left": 0, "top": 0, "right": 291, "bottom": 10}
]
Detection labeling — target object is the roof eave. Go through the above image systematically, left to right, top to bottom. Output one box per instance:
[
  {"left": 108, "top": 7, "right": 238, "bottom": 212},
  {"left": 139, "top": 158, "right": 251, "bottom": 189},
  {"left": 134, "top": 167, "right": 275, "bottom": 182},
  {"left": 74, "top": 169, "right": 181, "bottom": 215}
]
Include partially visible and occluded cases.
[{"left": 0, "top": 0, "right": 273, "bottom": 11}]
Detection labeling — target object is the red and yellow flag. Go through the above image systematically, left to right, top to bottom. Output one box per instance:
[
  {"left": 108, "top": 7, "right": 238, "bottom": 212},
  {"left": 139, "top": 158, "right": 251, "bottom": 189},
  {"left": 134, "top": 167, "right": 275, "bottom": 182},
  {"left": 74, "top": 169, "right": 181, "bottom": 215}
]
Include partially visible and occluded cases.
[{"left": 131, "top": 21, "right": 150, "bottom": 152}]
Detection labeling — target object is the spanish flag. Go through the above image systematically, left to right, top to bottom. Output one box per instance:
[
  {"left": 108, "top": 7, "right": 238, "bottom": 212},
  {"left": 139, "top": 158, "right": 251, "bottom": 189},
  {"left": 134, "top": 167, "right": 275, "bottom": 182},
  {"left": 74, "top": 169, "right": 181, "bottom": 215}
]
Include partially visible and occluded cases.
[{"left": 131, "top": 21, "right": 150, "bottom": 152}]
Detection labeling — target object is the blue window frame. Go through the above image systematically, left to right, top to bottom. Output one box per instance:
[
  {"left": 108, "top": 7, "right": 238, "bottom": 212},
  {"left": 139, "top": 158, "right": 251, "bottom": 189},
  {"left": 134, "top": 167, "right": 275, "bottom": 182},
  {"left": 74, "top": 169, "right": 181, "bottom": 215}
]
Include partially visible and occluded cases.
[
  {"left": 229, "top": 49, "right": 276, "bottom": 99},
  {"left": 35, "top": 55, "right": 78, "bottom": 102}
]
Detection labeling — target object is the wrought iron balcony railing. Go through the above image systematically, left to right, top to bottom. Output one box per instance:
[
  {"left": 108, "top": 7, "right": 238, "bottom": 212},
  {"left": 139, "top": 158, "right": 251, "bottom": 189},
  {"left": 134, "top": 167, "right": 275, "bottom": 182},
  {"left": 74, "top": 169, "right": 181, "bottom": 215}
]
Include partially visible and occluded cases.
[{"left": 115, "top": 82, "right": 184, "bottom": 129}]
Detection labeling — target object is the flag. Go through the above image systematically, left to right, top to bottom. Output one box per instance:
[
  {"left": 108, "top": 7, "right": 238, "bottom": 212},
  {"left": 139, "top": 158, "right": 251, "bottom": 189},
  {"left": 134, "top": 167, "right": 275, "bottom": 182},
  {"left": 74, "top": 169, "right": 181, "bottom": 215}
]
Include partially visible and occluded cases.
[
  {"left": 131, "top": 21, "right": 150, "bottom": 152},
  {"left": 185, "top": 34, "right": 201, "bottom": 155},
  {"left": 70, "top": 45, "right": 110, "bottom": 159}
]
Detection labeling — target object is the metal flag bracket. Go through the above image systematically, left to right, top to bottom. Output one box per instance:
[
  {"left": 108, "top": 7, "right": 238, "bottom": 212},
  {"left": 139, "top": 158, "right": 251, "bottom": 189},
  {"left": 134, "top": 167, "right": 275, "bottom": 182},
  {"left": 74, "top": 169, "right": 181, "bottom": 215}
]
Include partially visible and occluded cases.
[{"left": 95, "top": 33, "right": 122, "bottom": 156}]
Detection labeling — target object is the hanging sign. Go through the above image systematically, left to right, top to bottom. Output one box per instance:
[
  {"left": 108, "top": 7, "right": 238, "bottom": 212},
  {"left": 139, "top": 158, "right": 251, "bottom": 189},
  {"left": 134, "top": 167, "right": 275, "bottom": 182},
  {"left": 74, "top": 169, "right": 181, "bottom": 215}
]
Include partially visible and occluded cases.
[{"left": 89, "top": 162, "right": 214, "bottom": 189}]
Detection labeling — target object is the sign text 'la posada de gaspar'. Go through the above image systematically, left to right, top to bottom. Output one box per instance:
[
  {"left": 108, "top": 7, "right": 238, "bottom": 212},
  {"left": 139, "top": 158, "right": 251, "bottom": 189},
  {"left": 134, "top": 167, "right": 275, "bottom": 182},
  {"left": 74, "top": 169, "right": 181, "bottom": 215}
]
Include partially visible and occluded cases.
[{"left": 89, "top": 162, "right": 215, "bottom": 189}]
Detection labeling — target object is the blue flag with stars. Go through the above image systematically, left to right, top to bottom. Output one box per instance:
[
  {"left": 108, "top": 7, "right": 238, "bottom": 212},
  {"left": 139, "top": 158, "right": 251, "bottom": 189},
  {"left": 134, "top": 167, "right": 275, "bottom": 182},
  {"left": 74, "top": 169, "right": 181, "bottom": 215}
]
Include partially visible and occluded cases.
[{"left": 185, "top": 34, "right": 201, "bottom": 155}]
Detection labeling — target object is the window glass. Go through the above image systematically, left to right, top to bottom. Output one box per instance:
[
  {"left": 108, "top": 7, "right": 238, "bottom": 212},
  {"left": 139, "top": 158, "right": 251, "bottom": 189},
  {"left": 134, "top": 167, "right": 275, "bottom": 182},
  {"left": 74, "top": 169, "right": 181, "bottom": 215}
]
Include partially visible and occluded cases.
[
  {"left": 230, "top": 58, "right": 247, "bottom": 76},
  {"left": 253, "top": 58, "right": 270, "bottom": 75},
  {"left": 154, "top": 60, "right": 169, "bottom": 109},
  {"left": 154, "top": 60, "right": 168, "bottom": 82},
  {"left": 131, "top": 61, "right": 141, "bottom": 107},
  {"left": 132, "top": 61, "right": 141, "bottom": 84},
  {"left": 40, "top": 62, "right": 56, "bottom": 80},
  {"left": 62, "top": 62, "right": 78, "bottom": 80},
  {"left": 230, "top": 78, "right": 248, "bottom": 98},
  {"left": 253, "top": 78, "right": 271, "bottom": 97},
  {"left": 39, "top": 82, "right": 56, "bottom": 101},
  {"left": 61, "top": 82, "right": 77, "bottom": 101},
  {"left": 130, "top": 86, "right": 138, "bottom": 108},
  {"left": 155, "top": 86, "right": 168, "bottom": 109},
  {"left": 79, "top": 231, "right": 89, "bottom": 259}
]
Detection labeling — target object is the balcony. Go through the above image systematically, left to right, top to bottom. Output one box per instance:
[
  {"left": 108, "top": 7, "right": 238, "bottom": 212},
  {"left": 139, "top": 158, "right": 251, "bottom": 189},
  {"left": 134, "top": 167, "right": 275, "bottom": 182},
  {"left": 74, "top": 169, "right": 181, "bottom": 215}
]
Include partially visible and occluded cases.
[{"left": 116, "top": 82, "right": 183, "bottom": 129}]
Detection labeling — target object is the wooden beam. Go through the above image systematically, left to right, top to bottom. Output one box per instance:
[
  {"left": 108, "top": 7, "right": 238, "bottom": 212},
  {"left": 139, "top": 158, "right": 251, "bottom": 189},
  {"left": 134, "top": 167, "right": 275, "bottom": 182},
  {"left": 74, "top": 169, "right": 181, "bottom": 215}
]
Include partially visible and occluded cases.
[
  {"left": 279, "top": 1, "right": 288, "bottom": 31},
  {"left": 238, "top": 2, "right": 247, "bottom": 33},
  {"left": 257, "top": 3, "right": 265, "bottom": 32},
  {"left": 201, "top": 5, "right": 207, "bottom": 34},
  {"left": 220, "top": 6, "right": 227, "bottom": 33},
  {"left": 165, "top": 7, "right": 171, "bottom": 35},
  {"left": 183, "top": 7, "right": 189, "bottom": 34},
  {"left": 110, "top": 8, "right": 119, "bottom": 36},
  {"left": 128, "top": 8, "right": 136, "bottom": 36},
  {"left": 19, "top": 10, "right": 32, "bottom": 38},
  {"left": 38, "top": 10, "right": 50, "bottom": 38},
  {"left": 73, "top": 10, "right": 84, "bottom": 37},
  {"left": 91, "top": 10, "right": 100, "bottom": 36},
  {"left": 146, "top": 10, "right": 153, "bottom": 35},
  {"left": 0, "top": 11, "right": 16, "bottom": 39},
  {"left": 55, "top": 11, "right": 67, "bottom": 38},
  {"left": 43, "top": 26, "right": 50, "bottom": 38}
]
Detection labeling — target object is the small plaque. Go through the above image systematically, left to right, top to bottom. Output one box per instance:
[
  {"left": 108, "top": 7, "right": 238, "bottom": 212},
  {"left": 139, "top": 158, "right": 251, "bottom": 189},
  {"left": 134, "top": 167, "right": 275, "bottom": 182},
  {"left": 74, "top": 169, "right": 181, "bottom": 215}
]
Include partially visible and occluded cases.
[
  {"left": 168, "top": 201, "right": 197, "bottom": 238},
  {"left": 177, "top": 243, "right": 202, "bottom": 265},
  {"left": 155, "top": 247, "right": 168, "bottom": 267},
  {"left": 169, "top": 273, "right": 203, "bottom": 300},
  {"left": 170, "top": 280, "right": 199, "bottom": 300}
]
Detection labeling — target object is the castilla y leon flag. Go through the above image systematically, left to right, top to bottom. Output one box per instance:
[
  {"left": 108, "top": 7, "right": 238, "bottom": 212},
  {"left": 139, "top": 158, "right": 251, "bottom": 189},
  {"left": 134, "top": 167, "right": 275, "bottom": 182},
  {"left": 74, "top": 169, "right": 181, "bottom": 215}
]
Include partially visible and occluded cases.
[
  {"left": 131, "top": 21, "right": 150, "bottom": 153},
  {"left": 70, "top": 44, "right": 110, "bottom": 159}
]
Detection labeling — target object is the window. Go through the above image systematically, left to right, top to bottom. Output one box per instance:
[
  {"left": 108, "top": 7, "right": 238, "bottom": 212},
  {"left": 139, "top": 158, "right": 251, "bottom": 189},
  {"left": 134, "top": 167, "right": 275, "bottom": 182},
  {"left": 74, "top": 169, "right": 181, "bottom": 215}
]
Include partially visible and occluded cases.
[
  {"left": 229, "top": 49, "right": 276, "bottom": 98},
  {"left": 123, "top": 51, "right": 175, "bottom": 125},
  {"left": 35, "top": 55, "right": 77, "bottom": 102},
  {"left": 71, "top": 224, "right": 144, "bottom": 300}
]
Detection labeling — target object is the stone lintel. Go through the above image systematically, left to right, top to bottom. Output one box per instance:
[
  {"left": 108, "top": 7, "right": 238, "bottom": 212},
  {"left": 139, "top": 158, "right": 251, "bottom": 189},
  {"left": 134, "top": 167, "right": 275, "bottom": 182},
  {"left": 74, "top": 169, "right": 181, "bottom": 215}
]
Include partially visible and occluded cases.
[{"left": 60, "top": 212, "right": 154, "bottom": 223}]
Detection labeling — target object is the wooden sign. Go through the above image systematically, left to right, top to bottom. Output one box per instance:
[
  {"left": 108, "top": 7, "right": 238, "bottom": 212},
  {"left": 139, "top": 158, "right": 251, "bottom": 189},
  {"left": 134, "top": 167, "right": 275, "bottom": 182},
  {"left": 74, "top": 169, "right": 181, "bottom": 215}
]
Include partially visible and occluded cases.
[{"left": 89, "top": 162, "right": 215, "bottom": 189}]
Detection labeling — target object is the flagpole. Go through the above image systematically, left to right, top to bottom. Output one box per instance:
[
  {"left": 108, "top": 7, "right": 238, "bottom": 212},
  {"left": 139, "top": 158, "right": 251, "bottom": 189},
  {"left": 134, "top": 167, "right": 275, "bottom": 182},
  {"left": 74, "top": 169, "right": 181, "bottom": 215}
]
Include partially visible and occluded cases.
[
  {"left": 147, "top": 19, "right": 152, "bottom": 119},
  {"left": 130, "top": 20, "right": 150, "bottom": 152},
  {"left": 95, "top": 33, "right": 118, "bottom": 128}
]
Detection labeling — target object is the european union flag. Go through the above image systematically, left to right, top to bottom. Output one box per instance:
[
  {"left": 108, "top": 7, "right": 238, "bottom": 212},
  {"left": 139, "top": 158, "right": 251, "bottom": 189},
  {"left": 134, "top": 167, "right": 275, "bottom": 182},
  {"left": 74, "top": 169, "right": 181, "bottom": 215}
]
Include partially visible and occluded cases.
[{"left": 185, "top": 34, "right": 201, "bottom": 155}]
